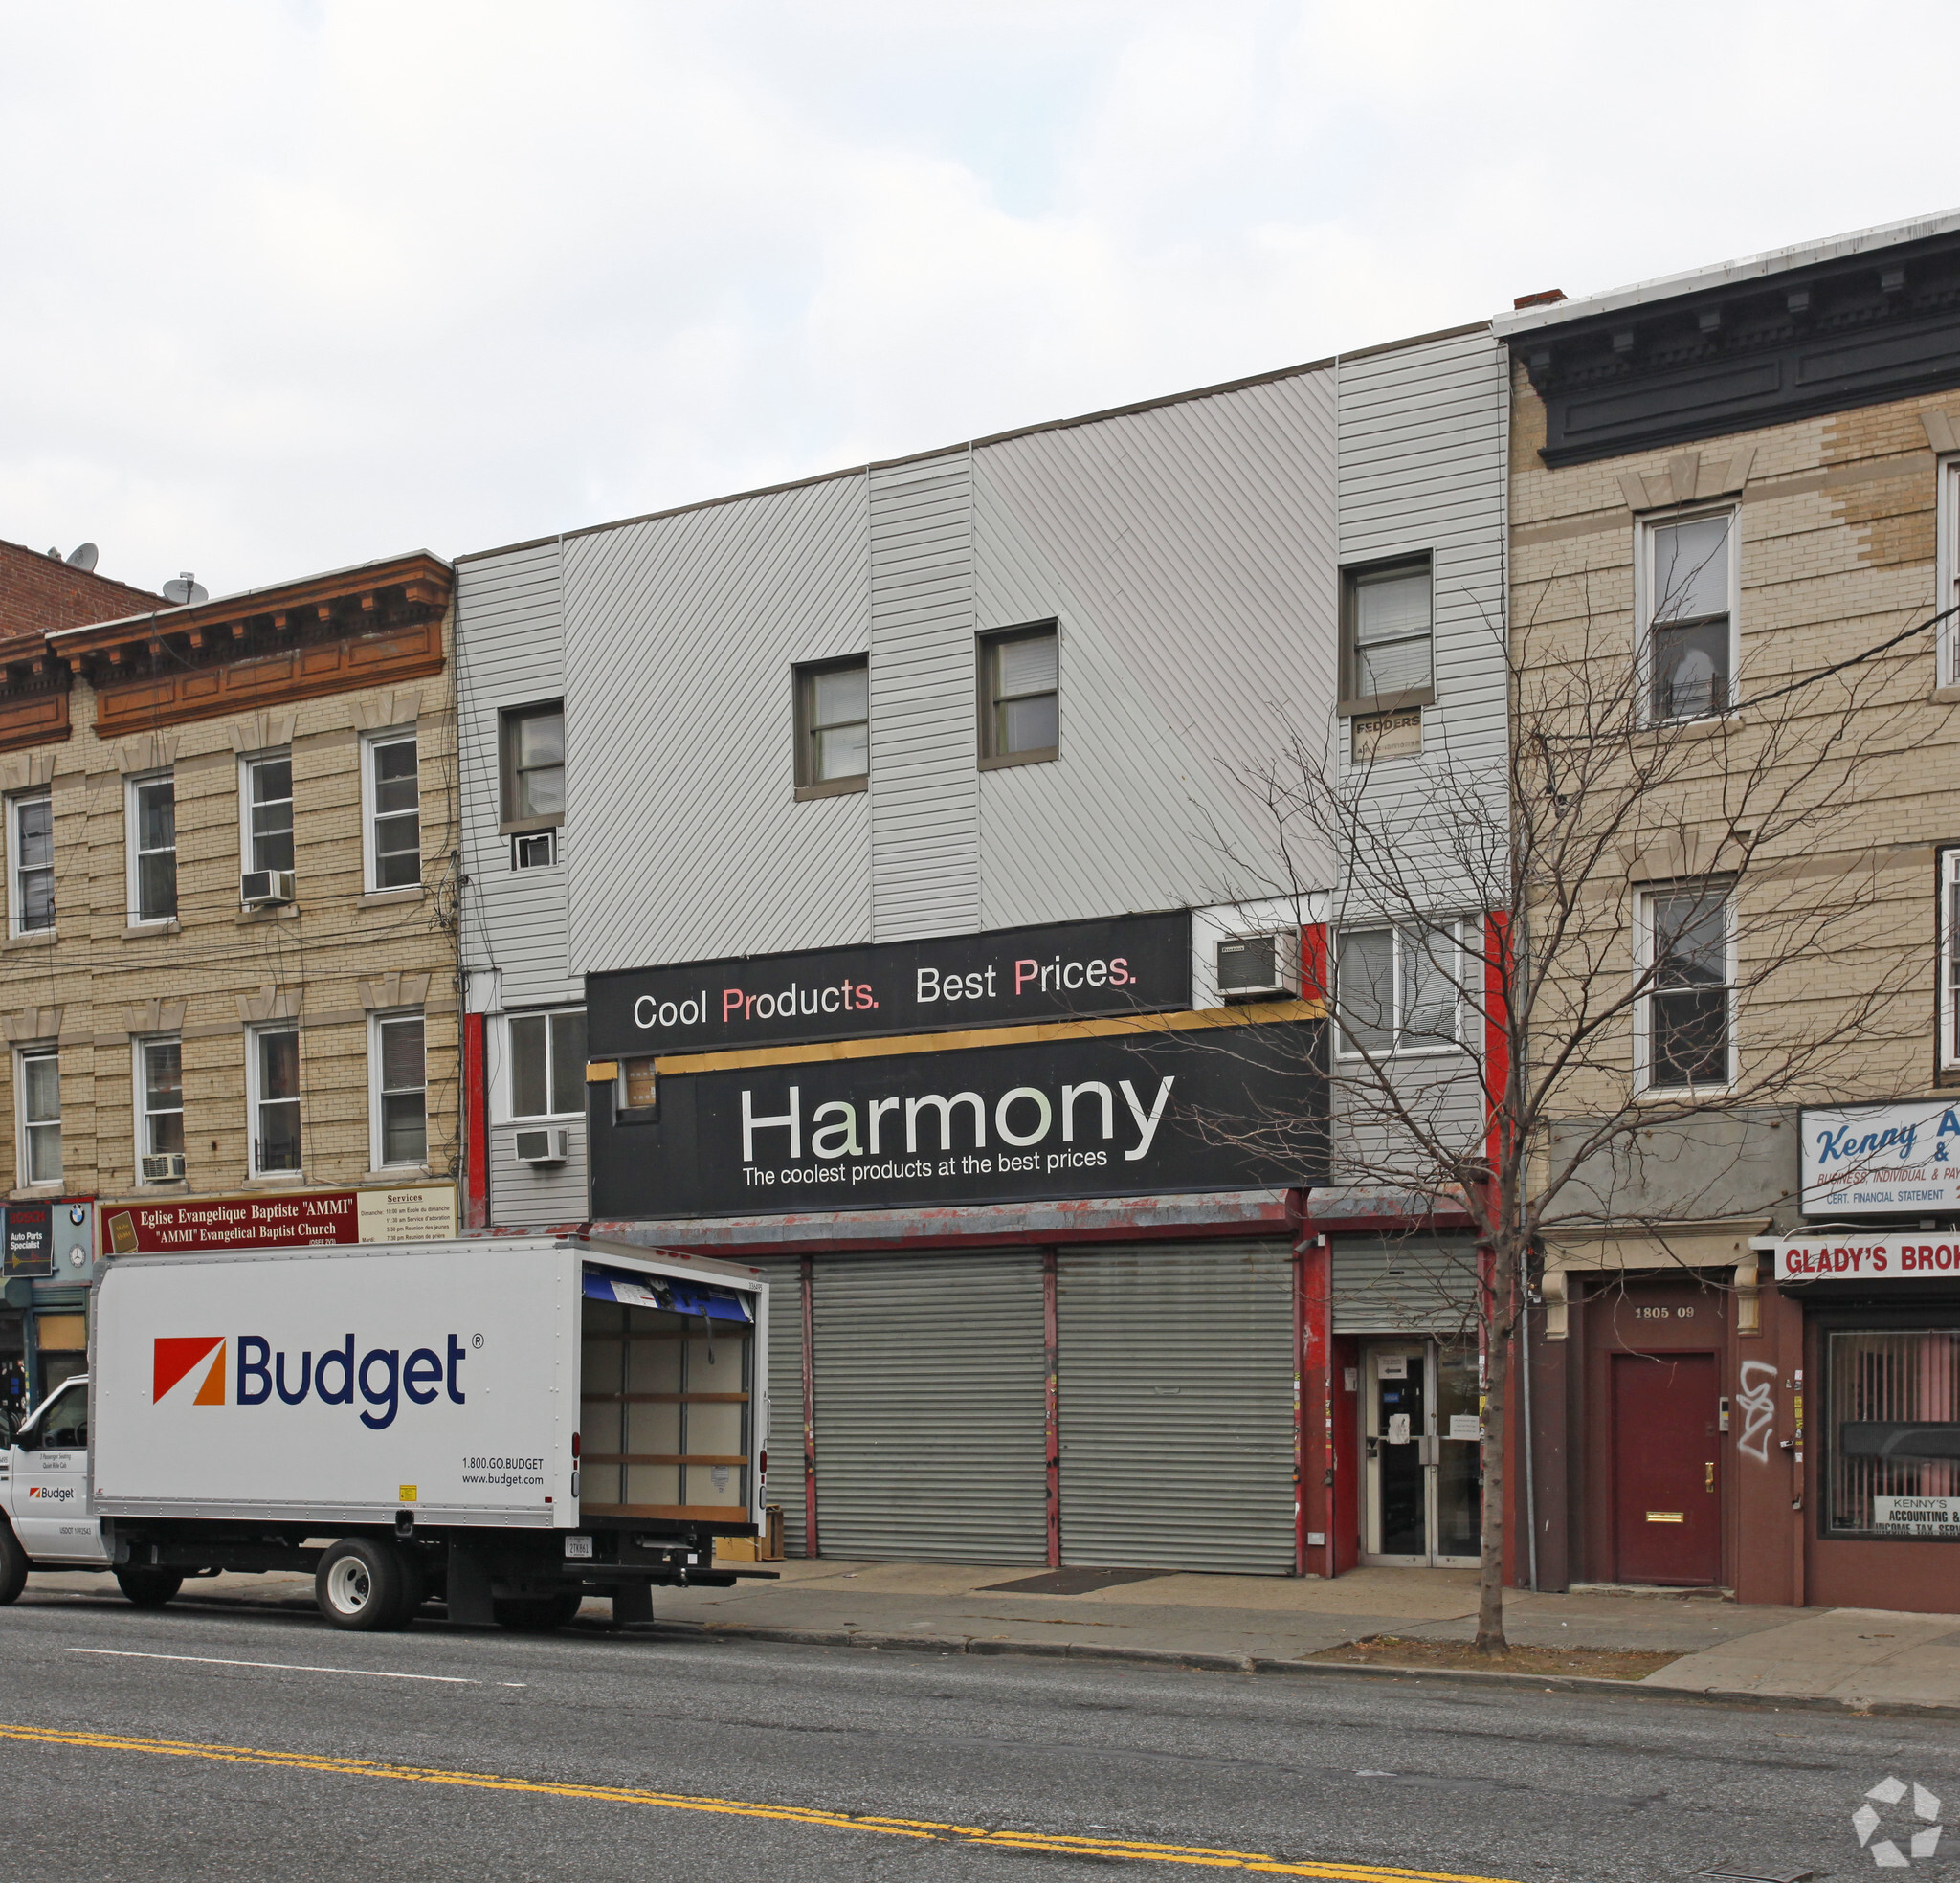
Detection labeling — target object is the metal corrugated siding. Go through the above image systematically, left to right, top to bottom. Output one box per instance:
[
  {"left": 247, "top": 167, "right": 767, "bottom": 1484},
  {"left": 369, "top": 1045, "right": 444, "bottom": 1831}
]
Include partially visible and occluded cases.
[
  {"left": 867, "top": 452, "right": 980, "bottom": 942},
  {"left": 1329, "top": 1235, "right": 1480, "bottom": 1336},
  {"left": 1057, "top": 1239, "right": 1295, "bottom": 1573},
  {"left": 810, "top": 1249, "right": 1046, "bottom": 1563},
  {"left": 746, "top": 1255, "right": 810, "bottom": 1558}
]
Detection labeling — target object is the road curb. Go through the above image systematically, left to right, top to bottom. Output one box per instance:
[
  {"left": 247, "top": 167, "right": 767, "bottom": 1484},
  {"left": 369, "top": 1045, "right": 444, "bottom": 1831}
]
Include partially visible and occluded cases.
[{"left": 634, "top": 1617, "right": 1960, "bottom": 1716}]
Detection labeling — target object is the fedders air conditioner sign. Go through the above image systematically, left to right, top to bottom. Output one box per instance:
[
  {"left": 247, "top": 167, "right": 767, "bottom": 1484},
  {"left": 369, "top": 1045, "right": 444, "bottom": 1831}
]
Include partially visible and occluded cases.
[{"left": 152, "top": 1332, "right": 469, "bottom": 1429}]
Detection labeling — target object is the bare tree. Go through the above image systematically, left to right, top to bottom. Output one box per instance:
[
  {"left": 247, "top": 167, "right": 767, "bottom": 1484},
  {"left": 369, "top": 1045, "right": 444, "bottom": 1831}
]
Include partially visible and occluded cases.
[{"left": 1195, "top": 568, "right": 1941, "bottom": 1652}]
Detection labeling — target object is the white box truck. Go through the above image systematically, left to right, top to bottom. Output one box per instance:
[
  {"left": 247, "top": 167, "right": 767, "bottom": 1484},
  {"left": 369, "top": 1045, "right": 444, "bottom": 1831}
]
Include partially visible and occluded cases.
[{"left": 0, "top": 1235, "right": 773, "bottom": 1632}]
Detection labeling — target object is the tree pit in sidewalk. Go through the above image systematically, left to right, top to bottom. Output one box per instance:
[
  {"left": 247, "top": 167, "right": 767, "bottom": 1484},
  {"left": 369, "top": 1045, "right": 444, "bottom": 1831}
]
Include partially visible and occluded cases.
[{"left": 1303, "top": 1633, "right": 1682, "bottom": 1681}]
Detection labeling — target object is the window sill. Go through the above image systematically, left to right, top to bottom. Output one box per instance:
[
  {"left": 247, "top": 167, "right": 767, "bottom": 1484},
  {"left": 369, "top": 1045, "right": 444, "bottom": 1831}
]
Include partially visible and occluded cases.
[
  {"left": 1931, "top": 684, "right": 1960, "bottom": 706},
  {"left": 1337, "top": 688, "right": 1435, "bottom": 718},
  {"left": 1634, "top": 712, "right": 1743, "bottom": 742},
  {"left": 979, "top": 747, "right": 1058, "bottom": 772},
  {"left": 793, "top": 777, "right": 868, "bottom": 802},
  {"left": 500, "top": 813, "right": 564, "bottom": 836},
  {"left": 358, "top": 886, "right": 424, "bottom": 910},
  {"left": 236, "top": 904, "right": 299, "bottom": 924},
  {"left": 122, "top": 919, "right": 180, "bottom": 940},
  {"left": 3, "top": 930, "right": 56, "bottom": 949},
  {"left": 1333, "top": 1045, "right": 1469, "bottom": 1063},
  {"left": 1635, "top": 1082, "right": 1736, "bottom": 1104},
  {"left": 363, "top": 1166, "right": 432, "bottom": 1183},
  {"left": 241, "top": 1172, "right": 309, "bottom": 1189},
  {"left": 133, "top": 1180, "right": 191, "bottom": 1196},
  {"left": 8, "top": 1184, "right": 63, "bottom": 1202}
]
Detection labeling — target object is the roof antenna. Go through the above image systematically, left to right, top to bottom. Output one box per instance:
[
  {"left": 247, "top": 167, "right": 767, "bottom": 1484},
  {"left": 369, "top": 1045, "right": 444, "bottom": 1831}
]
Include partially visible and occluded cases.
[
  {"left": 65, "top": 543, "right": 99, "bottom": 572},
  {"left": 161, "top": 571, "right": 208, "bottom": 606}
]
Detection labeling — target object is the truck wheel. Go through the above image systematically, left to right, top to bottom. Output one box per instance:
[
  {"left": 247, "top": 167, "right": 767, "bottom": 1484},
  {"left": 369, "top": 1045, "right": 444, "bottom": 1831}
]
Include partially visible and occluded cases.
[
  {"left": 0, "top": 1523, "right": 27, "bottom": 1606},
  {"left": 316, "top": 1540, "right": 406, "bottom": 1631},
  {"left": 115, "top": 1568, "right": 185, "bottom": 1609},
  {"left": 493, "top": 1593, "right": 581, "bottom": 1631}
]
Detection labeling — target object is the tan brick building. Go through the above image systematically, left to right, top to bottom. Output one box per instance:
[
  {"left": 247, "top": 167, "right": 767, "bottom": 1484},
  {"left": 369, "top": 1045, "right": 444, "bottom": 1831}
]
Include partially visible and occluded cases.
[
  {"left": 1498, "top": 212, "right": 1960, "bottom": 1612},
  {"left": 0, "top": 547, "right": 457, "bottom": 1410}
]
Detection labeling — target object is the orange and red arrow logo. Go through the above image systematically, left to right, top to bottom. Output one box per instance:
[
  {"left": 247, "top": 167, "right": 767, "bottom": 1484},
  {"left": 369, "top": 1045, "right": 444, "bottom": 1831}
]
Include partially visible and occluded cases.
[{"left": 153, "top": 1336, "right": 225, "bottom": 1406}]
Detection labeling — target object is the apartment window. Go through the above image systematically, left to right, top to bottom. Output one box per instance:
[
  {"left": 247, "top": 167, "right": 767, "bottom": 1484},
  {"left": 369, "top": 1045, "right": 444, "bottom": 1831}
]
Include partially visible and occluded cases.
[
  {"left": 1643, "top": 510, "right": 1735, "bottom": 723},
  {"left": 1341, "top": 559, "right": 1434, "bottom": 711},
  {"left": 979, "top": 626, "right": 1058, "bottom": 766},
  {"left": 793, "top": 658, "right": 869, "bottom": 796},
  {"left": 501, "top": 702, "right": 565, "bottom": 827},
  {"left": 364, "top": 732, "right": 420, "bottom": 890},
  {"left": 242, "top": 753, "right": 294, "bottom": 874},
  {"left": 126, "top": 772, "right": 177, "bottom": 923},
  {"left": 9, "top": 790, "right": 53, "bottom": 935},
  {"left": 1639, "top": 881, "right": 1733, "bottom": 1092},
  {"left": 1336, "top": 924, "right": 1460, "bottom": 1055},
  {"left": 509, "top": 1008, "right": 587, "bottom": 1119},
  {"left": 371, "top": 1012, "right": 427, "bottom": 1168},
  {"left": 250, "top": 1027, "right": 302, "bottom": 1174},
  {"left": 136, "top": 1038, "right": 185, "bottom": 1170},
  {"left": 16, "top": 1048, "right": 59, "bottom": 1185},
  {"left": 1824, "top": 1323, "right": 1960, "bottom": 1539}
]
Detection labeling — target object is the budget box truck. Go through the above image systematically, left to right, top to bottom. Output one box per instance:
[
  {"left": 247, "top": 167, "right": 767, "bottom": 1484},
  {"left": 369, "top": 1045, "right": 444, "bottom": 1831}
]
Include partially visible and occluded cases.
[{"left": 0, "top": 1235, "right": 772, "bottom": 1631}]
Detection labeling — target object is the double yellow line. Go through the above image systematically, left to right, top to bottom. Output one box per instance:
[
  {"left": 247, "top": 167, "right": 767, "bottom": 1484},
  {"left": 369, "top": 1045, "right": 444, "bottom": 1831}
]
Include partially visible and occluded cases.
[{"left": 0, "top": 1719, "right": 1516, "bottom": 1883}]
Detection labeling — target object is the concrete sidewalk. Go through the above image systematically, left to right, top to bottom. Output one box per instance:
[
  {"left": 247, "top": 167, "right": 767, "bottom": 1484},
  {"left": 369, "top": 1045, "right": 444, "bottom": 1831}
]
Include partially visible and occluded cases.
[{"left": 21, "top": 1557, "right": 1959, "bottom": 1713}]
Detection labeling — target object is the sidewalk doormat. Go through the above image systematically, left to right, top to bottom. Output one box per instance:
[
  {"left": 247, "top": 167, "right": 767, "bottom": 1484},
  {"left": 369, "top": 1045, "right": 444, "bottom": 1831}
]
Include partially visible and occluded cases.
[{"left": 982, "top": 1568, "right": 1176, "bottom": 1596}]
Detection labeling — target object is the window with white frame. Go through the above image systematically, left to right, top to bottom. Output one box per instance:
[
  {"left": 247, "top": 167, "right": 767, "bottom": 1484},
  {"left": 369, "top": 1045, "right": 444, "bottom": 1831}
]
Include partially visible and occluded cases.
[
  {"left": 1941, "top": 456, "right": 1960, "bottom": 686},
  {"left": 1642, "top": 510, "right": 1736, "bottom": 723},
  {"left": 363, "top": 732, "right": 420, "bottom": 890},
  {"left": 240, "top": 751, "right": 294, "bottom": 875},
  {"left": 126, "top": 771, "right": 177, "bottom": 923},
  {"left": 8, "top": 789, "right": 53, "bottom": 935},
  {"left": 1638, "top": 880, "right": 1734, "bottom": 1092},
  {"left": 1335, "top": 924, "right": 1462, "bottom": 1056},
  {"left": 508, "top": 1008, "right": 587, "bottom": 1119},
  {"left": 371, "top": 1012, "right": 427, "bottom": 1167},
  {"left": 249, "top": 1027, "right": 302, "bottom": 1174},
  {"left": 135, "top": 1038, "right": 184, "bottom": 1172},
  {"left": 16, "top": 1047, "right": 59, "bottom": 1185}
]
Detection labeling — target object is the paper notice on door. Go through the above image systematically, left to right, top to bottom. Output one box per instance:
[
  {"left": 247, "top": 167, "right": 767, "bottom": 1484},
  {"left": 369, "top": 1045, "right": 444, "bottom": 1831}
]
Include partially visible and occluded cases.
[
  {"left": 1376, "top": 1356, "right": 1409, "bottom": 1380},
  {"left": 1387, "top": 1413, "right": 1411, "bottom": 1445},
  {"left": 1448, "top": 1414, "right": 1482, "bottom": 1441}
]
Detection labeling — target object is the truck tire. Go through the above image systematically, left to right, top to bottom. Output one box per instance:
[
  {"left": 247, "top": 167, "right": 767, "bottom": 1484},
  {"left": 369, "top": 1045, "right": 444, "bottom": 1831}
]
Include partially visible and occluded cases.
[
  {"left": 0, "top": 1522, "right": 27, "bottom": 1606},
  {"left": 316, "top": 1539, "right": 407, "bottom": 1631},
  {"left": 115, "top": 1568, "right": 185, "bottom": 1609},
  {"left": 493, "top": 1590, "right": 584, "bottom": 1631}
]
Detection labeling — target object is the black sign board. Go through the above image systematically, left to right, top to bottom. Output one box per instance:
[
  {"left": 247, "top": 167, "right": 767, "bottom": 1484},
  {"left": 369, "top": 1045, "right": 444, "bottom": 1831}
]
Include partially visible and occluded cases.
[
  {"left": 586, "top": 912, "right": 1193, "bottom": 1057},
  {"left": 589, "top": 1017, "right": 1325, "bottom": 1219},
  {"left": 2, "top": 1204, "right": 53, "bottom": 1279}
]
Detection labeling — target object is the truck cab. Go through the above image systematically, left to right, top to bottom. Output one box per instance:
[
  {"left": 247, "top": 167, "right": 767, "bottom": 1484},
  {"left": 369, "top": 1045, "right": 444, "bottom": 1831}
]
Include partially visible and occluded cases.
[{"left": 0, "top": 1375, "right": 109, "bottom": 1584}]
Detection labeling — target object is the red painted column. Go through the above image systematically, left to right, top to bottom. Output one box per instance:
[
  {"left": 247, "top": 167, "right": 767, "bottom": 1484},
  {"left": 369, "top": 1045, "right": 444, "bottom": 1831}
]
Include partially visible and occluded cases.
[
  {"left": 461, "top": 1012, "right": 490, "bottom": 1229},
  {"left": 1296, "top": 1222, "right": 1333, "bottom": 1578},
  {"left": 1044, "top": 1248, "right": 1061, "bottom": 1569},
  {"left": 800, "top": 1252, "right": 820, "bottom": 1560}
]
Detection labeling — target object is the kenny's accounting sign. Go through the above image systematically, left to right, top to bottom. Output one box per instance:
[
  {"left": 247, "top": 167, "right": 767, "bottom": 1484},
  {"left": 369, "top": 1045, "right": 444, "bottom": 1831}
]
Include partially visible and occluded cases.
[
  {"left": 586, "top": 910, "right": 1192, "bottom": 1056},
  {"left": 589, "top": 1017, "right": 1327, "bottom": 1218},
  {"left": 1800, "top": 1099, "right": 1960, "bottom": 1216}
]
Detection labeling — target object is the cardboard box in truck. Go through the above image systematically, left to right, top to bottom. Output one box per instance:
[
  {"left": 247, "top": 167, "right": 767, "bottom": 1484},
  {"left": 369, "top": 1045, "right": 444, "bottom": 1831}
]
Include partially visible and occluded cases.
[{"left": 0, "top": 1235, "right": 773, "bottom": 1633}]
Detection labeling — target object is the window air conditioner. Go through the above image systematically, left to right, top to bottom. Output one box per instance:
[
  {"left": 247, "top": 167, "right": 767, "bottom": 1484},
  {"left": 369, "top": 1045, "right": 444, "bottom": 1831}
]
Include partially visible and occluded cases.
[
  {"left": 511, "top": 830, "right": 557, "bottom": 870},
  {"left": 240, "top": 870, "right": 296, "bottom": 908},
  {"left": 1216, "top": 933, "right": 1301, "bottom": 1002},
  {"left": 513, "top": 1127, "right": 570, "bottom": 1165},
  {"left": 141, "top": 1152, "right": 187, "bottom": 1182}
]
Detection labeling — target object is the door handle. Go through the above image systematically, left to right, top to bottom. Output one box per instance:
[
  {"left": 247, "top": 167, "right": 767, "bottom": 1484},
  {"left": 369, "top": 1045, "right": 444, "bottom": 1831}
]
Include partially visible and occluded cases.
[{"left": 1704, "top": 1462, "right": 1714, "bottom": 1493}]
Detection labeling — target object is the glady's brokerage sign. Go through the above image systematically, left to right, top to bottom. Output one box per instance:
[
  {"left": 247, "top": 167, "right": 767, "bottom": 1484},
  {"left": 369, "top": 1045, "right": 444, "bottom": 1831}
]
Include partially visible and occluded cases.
[{"left": 586, "top": 912, "right": 1193, "bottom": 1055}]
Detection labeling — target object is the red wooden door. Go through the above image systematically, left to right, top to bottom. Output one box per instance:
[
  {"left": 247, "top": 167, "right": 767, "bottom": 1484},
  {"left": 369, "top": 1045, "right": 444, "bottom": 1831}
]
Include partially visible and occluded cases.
[{"left": 1612, "top": 1352, "right": 1720, "bottom": 1585}]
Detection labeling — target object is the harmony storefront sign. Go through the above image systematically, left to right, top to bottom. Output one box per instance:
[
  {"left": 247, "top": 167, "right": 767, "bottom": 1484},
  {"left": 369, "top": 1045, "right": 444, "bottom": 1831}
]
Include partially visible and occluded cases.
[
  {"left": 587, "top": 911, "right": 1193, "bottom": 1056},
  {"left": 589, "top": 1013, "right": 1326, "bottom": 1219},
  {"left": 1800, "top": 1099, "right": 1960, "bottom": 1216},
  {"left": 102, "top": 1184, "right": 458, "bottom": 1255}
]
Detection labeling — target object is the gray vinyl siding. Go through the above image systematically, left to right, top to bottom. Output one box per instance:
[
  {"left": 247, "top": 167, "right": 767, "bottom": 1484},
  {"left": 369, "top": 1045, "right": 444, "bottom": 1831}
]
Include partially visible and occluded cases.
[
  {"left": 972, "top": 369, "right": 1339, "bottom": 925},
  {"left": 868, "top": 453, "right": 979, "bottom": 942},
  {"left": 561, "top": 475, "right": 873, "bottom": 972},
  {"left": 456, "top": 541, "right": 574, "bottom": 1008},
  {"left": 487, "top": 1122, "right": 589, "bottom": 1228},
  {"left": 1056, "top": 1240, "right": 1296, "bottom": 1573},
  {"left": 809, "top": 1250, "right": 1048, "bottom": 1563}
]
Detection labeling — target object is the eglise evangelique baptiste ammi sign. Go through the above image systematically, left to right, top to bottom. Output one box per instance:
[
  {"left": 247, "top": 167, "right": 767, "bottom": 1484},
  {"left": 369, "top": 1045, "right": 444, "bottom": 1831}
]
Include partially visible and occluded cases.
[{"left": 585, "top": 913, "right": 1328, "bottom": 1219}]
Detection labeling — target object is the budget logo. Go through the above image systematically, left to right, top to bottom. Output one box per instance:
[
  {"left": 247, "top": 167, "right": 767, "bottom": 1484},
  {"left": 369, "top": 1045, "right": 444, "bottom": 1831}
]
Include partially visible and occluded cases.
[
  {"left": 153, "top": 1336, "right": 227, "bottom": 1406},
  {"left": 25, "top": 1486, "right": 75, "bottom": 1501}
]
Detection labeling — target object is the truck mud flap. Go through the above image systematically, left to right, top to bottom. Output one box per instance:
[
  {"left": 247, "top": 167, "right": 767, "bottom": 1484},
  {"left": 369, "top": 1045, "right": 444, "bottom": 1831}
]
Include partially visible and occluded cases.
[{"left": 446, "top": 1543, "right": 497, "bottom": 1628}]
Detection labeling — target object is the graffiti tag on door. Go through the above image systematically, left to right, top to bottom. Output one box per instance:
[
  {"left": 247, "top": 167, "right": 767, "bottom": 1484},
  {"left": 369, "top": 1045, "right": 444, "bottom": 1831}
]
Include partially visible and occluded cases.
[{"left": 1736, "top": 1360, "right": 1776, "bottom": 1463}]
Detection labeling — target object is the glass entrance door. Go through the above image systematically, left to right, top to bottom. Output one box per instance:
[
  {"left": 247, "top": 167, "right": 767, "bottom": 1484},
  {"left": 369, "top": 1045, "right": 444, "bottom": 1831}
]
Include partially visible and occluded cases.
[{"left": 1361, "top": 1340, "right": 1482, "bottom": 1567}]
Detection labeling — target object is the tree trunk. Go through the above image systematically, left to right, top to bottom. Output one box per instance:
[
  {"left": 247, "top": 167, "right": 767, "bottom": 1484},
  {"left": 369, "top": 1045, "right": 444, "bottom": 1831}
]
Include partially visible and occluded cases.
[{"left": 1473, "top": 1242, "right": 1512, "bottom": 1654}]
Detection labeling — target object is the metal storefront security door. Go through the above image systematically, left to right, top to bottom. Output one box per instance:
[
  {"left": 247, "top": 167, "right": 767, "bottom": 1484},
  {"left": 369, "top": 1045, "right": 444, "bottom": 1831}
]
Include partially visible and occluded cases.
[
  {"left": 1057, "top": 1240, "right": 1295, "bottom": 1574},
  {"left": 810, "top": 1250, "right": 1047, "bottom": 1564},
  {"left": 1612, "top": 1351, "right": 1721, "bottom": 1585}
]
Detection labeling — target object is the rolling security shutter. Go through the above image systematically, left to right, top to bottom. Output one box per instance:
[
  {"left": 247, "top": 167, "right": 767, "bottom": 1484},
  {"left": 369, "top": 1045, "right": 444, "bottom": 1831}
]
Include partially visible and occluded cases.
[
  {"left": 1330, "top": 1235, "right": 1480, "bottom": 1336},
  {"left": 1057, "top": 1239, "right": 1294, "bottom": 1574},
  {"left": 810, "top": 1249, "right": 1047, "bottom": 1563},
  {"left": 746, "top": 1257, "right": 809, "bottom": 1559}
]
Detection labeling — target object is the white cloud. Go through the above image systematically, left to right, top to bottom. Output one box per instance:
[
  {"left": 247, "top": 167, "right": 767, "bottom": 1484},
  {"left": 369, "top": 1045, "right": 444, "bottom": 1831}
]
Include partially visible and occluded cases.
[{"left": 0, "top": 0, "right": 1955, "bottom": 593}]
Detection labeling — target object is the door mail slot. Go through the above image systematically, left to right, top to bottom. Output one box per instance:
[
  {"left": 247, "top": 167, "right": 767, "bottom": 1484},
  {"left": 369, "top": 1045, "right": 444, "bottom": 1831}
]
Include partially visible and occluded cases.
[{"left": 1645, "top": 1511, "right": 1685, "bottom": 1523}]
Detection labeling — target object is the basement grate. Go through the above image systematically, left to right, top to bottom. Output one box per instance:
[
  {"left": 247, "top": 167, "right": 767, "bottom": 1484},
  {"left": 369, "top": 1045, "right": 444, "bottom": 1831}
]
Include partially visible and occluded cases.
[{"left": 981, "top": 1567, "right": 1175, "bottom": 1596}]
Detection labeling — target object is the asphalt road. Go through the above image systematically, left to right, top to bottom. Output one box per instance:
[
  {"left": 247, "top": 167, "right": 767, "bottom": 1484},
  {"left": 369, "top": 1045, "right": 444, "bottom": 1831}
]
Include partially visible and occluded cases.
[{"left": 0, "top": 1582, "right": 1953, "bottom": 1883}]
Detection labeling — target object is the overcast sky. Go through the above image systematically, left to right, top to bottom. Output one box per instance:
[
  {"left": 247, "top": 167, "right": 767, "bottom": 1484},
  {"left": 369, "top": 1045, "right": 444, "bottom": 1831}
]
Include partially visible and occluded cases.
[{"left": 5, "top": 1, "right": 1958, "bottom": 596}]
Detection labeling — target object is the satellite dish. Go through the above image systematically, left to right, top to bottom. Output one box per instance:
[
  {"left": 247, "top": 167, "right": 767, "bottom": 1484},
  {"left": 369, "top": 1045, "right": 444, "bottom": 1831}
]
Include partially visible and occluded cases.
[
  {"left": 65, "top": 543, "right": 99, "bottom": 572},
  {"left": 161, "top": 572, "right": 208, "bottom": 607}
]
